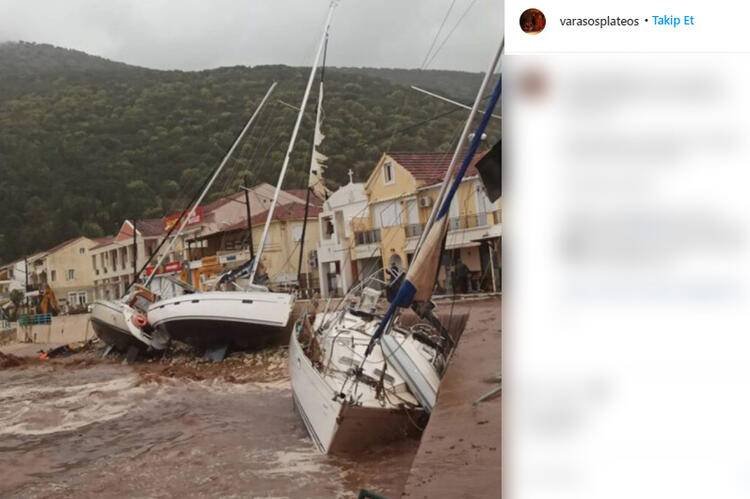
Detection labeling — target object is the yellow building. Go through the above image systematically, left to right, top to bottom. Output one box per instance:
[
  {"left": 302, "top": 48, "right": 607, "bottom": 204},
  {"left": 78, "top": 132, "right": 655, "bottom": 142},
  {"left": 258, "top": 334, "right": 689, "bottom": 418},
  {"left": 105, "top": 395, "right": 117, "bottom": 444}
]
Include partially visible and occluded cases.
[
  {"left": 359, "top": 152, "right": 501, "bottom": 293},
  {"left": 186, "top": 200, "right": 322, "bottom": 293},
  {"left": 42, "top": 236, "right": 99, "bottom": 311}
]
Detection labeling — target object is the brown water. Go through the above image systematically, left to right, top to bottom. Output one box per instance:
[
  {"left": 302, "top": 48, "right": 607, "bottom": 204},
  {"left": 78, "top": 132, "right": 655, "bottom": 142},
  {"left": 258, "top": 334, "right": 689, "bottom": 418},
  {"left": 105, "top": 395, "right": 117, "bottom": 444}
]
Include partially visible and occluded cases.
[{"left": 0, "top": 362, "right": 418, "bottom": 498}]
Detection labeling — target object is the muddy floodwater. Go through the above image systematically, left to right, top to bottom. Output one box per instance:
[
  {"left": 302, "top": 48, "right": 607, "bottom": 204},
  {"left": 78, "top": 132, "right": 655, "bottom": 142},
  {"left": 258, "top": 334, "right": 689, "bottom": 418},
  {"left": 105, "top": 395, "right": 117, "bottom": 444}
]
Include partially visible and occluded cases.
[{"left": 0, "top": 361, "right": 418, "bottom": 498}]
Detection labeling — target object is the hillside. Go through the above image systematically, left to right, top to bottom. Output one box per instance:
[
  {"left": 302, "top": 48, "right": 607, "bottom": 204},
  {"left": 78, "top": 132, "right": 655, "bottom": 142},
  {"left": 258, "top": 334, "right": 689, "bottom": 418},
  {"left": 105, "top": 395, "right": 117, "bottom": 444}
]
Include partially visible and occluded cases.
[{"left": 0, "top": 42, "right": 494, "bottom": 263}]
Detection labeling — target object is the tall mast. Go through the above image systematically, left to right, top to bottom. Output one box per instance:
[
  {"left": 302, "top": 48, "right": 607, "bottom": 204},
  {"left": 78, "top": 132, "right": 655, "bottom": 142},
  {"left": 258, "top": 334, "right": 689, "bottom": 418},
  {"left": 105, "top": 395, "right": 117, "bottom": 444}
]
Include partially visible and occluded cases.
[
  {"left": 249, "top": 1, "right": 338, "bottom": 284},
  {"left": 296, "top": 32, "right": 329, "bottom": 292},
  {"left": 365, "top": 38, "right": 504, "bottom": 356},
  {"left": 413, "top": 39, "right": 504, "bottom": 260},
  {"left": 144, "top": 82, "right": 278, "bottom": 287}
]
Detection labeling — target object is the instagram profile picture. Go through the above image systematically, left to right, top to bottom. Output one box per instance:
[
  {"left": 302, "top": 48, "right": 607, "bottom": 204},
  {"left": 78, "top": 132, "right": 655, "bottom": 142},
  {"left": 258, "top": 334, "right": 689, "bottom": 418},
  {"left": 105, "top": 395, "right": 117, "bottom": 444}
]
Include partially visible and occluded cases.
[{"left": 520, "top": 8, "right": 546, "bottom": 34}]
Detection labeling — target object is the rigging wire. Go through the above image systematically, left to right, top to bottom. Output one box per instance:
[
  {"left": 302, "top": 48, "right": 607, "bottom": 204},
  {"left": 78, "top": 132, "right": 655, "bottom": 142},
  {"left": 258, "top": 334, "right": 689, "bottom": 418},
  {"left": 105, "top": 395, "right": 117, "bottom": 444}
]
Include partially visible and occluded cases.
[
  {"left": 420, "top": 0, "right": 458, "bottom": 69},
  {"left": 424, "top": 0, "right": 481, "bottom": 69}
]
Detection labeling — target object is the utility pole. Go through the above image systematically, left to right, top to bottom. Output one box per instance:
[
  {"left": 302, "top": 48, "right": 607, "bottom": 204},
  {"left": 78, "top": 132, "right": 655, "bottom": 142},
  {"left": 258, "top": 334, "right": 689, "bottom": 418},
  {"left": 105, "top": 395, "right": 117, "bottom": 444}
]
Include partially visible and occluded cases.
[
  {"left": 243, "top": 177, "right": 255, "bottom": 260},
  {"left": 132, "top": 219, "right": 138, "bottom": 285},
  {"left": 24, "top": 256, "right": 29, "bottom": 310}
]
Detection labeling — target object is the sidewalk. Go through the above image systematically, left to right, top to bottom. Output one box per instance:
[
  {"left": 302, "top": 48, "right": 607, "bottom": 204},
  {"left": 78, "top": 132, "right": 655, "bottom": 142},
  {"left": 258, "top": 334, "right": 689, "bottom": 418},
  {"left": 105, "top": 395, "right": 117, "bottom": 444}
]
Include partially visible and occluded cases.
[{"left": 403, "top": 297, "right": 501, "bottom": 498}]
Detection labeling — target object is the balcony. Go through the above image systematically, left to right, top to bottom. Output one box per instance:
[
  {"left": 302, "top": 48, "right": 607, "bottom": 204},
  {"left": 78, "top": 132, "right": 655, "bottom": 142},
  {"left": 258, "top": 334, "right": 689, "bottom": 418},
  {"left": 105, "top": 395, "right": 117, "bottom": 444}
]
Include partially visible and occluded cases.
[
  {"left": 448, "top": 211, "right": 496, "bottom": 231},
  {"left": 405, "top": 223, "right": 424, "bottom": 238},
  {"left": 352, "top": 228, "right": 382, "bottom": 260},
  {"left": 354, "top": 229, "right": 382, "bottom": 245}
]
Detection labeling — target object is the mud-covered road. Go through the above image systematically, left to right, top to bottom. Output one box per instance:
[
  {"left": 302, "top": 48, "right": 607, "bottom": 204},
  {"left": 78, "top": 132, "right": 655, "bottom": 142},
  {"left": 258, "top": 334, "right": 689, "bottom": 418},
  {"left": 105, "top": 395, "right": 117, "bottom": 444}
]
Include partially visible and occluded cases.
[
  {"left": 0, "top": 297, "right": 499, "bottom": 498},
  {"left": 0, "top": 354, "right": 417, "bottom": 498}
]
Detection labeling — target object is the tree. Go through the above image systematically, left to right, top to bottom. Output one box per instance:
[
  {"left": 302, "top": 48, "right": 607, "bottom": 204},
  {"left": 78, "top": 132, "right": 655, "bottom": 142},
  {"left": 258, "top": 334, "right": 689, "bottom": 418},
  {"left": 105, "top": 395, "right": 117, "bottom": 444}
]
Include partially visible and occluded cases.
[
  {"left": 0, "top": 42, "right": 495, "bottom": 264},
  {"left": 9, "top": 289, "right": 24, "bottom": 320}
]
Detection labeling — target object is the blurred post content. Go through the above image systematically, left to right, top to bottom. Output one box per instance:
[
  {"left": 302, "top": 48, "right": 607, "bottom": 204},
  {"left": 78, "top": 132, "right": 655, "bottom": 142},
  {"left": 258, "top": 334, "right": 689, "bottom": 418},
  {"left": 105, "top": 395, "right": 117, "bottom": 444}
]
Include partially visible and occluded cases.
[{"left": 507, "top": 55, "right": 750, "bottom": 498}]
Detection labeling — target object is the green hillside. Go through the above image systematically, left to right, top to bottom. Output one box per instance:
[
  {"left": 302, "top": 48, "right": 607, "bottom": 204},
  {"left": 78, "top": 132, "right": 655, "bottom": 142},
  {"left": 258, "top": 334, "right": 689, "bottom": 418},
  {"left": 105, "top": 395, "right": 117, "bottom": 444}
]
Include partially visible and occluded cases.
[{"left": 0, "top": 41, "right": 491, "bottom": 263}]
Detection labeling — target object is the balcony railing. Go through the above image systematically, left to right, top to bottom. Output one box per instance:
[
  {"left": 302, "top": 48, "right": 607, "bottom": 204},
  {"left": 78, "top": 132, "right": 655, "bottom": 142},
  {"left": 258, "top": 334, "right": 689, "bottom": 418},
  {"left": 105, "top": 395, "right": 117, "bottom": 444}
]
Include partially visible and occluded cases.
[
  {"left": 448, "top": 211, "right": 496, "bottom": 231},
  {"left": 405, "top": 223, "right": 424, "bottom": 238},
  {"left": 354, "top": 229, "right": 382, "bottom": 245}
]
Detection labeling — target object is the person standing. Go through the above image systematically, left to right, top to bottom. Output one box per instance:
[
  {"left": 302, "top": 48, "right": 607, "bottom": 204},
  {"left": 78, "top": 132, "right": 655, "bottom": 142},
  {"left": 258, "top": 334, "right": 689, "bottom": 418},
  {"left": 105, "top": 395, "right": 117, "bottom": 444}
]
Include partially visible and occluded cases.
[{"left": 455, "top": 258, "right": 470, "bottom": 294}]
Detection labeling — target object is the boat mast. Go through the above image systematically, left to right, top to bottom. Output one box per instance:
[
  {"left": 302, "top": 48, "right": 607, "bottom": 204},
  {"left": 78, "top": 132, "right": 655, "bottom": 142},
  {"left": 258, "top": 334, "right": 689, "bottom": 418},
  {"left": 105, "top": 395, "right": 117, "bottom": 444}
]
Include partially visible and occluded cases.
[
  {"left": 249, "top": 0, "right": 338, "bottom": 284},
  {"left": 296, "top": 32, "right": 329, "bottom": 294},
  {"left": 365, "top": 39, "right": 504, "bottom": 356},
  {"left": 412, "top": 39, "right": 504, "bottom": 261},
  {"left": 144, "top": 82, "right": 278, "bottom": 287}
]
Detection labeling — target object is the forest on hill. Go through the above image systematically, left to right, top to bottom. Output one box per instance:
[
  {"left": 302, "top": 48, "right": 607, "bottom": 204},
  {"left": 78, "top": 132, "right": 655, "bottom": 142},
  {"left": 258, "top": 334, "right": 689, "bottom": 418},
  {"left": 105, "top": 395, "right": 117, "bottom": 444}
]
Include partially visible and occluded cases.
[{"left": 0, "top": 42, "right": 495, "bottom": 263}]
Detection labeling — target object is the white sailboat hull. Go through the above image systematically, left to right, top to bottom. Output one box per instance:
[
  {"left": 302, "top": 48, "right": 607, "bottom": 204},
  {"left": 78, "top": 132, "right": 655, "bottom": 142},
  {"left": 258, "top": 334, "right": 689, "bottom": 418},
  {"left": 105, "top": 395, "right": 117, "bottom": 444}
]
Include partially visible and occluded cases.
[
  {"left": 148, "top": 291, "right": 294, "bottom": 349},
  {"left": 90, "top": 300, "right": 167, "bottom": 352},
  {"left": 289, "top": 316, "right": 424, "bottom": 454},
  {"left": 289, "top": 329, "right": 342, "bottom": 452}
]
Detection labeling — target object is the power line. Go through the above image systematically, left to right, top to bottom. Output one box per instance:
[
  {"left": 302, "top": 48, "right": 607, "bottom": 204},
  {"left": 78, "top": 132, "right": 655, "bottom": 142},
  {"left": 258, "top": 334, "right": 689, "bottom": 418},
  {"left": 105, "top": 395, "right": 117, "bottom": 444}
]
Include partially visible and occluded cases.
[
  {"left": 420, "top": 0, "right": 458, "bottom": 69},
  {"left": 425, "top": 0, "right": 480, "bottom": 69}
]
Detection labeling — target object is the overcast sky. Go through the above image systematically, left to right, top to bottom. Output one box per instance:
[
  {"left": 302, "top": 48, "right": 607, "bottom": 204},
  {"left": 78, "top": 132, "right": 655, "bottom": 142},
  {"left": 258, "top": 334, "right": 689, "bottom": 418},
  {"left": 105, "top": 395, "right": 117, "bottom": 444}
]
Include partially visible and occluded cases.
[{"left": 0, "top": 0, "right": 502, "bottom": 72}]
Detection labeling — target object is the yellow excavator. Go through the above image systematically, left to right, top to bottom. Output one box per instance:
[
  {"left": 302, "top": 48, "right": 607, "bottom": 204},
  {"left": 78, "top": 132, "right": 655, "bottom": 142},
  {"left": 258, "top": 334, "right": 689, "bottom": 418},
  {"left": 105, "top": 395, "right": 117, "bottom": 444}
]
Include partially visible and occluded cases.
[{"left": 39, "top": 283, "right": 59, "bottom": 315}]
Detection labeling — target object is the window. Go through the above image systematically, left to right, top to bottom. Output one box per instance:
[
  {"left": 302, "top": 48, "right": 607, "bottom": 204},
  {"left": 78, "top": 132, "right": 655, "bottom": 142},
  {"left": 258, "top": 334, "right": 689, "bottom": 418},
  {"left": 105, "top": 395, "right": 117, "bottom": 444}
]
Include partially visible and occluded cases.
[
  {"left": 383, "top": 162, "right": 394, "bottom": 184},
  {"left": 405, "top": 198, "right": 419, "bottom": 224},
  {"left": 373, "top": 201, "right": 402, "bottom": 228},
  {"left": 322, "top": 216, "right": 335, "bottom": 240},
  {"left": 292, "top": 224, "right": 304, "bottom": 242},
  {"left": 79, "top": 247, "right": 85, "bottom": 255},
  {"left": 66, "top": 269, "right": 75, "bottom": 280},
  {"left": 50, "top": 270, "right": 56, "bottom": 282},
  {"left": 78, "top": 292, "right": 86, "bottom": 305}
]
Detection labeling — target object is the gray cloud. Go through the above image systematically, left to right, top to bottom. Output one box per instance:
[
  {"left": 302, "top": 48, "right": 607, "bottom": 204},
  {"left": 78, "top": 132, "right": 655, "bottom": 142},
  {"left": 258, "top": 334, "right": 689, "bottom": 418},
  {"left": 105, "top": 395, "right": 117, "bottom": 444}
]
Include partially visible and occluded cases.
[{"left": 0, "top": 0, "right": 502, "bottom": 71}]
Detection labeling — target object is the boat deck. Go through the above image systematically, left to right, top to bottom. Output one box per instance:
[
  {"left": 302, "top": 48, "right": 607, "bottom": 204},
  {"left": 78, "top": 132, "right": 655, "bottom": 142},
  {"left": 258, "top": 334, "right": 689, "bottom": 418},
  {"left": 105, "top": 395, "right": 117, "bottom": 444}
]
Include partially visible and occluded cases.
[{"left": 402, "top": 296, "right": 501, "bottom": 498}]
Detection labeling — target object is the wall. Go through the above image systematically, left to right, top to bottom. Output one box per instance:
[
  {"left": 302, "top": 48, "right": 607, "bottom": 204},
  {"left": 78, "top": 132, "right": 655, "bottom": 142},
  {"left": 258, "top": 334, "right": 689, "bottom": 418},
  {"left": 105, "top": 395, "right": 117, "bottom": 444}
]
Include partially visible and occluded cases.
[
  {"left": 365, "top": 155, "right": 418, "bottom": 206},
  {"left": 257, "top": 219, "right": 321, "bottom": 285},
  {"left": 45, "top": 238, "right": 97, "bottom": 305},
  {"left": 17, "top": 313, "right": 92, "bottom": 344}
]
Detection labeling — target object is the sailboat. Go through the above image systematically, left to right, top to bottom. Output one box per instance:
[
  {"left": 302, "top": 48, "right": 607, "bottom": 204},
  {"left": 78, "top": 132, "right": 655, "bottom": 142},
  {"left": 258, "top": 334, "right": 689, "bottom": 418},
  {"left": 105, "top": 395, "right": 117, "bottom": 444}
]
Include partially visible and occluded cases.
[
  {"left": 148, "top": 4, "right": 339, "bottom": 352},
  {"left": 289, "top": 39, "right": 504, "bottom": 454},
  {"left": 90, "top": 83, "right": 278, "bottom": 355}
]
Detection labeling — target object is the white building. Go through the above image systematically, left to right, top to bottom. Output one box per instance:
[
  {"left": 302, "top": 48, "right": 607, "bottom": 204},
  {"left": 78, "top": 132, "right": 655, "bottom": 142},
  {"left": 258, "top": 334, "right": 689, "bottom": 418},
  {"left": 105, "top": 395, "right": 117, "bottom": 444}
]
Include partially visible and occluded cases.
[
  {"left": 316, "top": 176, "right": 369, "bottom": 298},
  {"left": 90, "top": 220, "right": 165, "bottom": 300},
  {"left": 0, "top": 259, "right": 27, "bottom": 306}
]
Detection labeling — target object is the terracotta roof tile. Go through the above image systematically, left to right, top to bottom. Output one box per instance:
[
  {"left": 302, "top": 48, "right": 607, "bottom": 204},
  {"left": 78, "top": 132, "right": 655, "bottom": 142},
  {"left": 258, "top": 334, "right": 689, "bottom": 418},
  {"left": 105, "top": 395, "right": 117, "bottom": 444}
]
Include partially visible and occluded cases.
[
  {"left": 387, "top": 151, "right": 484, "bottom": 186},
  {"left": 285, "top": 188, "right": 324, "bottom": 207},
  {"left": 201, "top": 195, "right": 236, "bottom": 213},
  {"left": 250, "top": 201, "right": 322, "bottom": 226},
  {"left": 217, "top": 202, "right": 322, "bottom": 233},
  {"left": 90, "top": 236, "right": 115, "bottom": 250}
]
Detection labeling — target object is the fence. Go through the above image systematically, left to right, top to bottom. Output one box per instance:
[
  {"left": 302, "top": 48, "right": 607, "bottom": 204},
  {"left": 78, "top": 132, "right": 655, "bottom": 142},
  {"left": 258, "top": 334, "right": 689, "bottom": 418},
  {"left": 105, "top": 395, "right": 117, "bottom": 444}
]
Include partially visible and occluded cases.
[{"left": 18, "top": 313, "right": 52, "bottom": 326}]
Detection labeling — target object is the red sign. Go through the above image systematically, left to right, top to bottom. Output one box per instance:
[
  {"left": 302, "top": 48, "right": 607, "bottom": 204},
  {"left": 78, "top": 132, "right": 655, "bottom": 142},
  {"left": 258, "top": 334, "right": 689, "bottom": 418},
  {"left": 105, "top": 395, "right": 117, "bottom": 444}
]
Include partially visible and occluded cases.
[
  {"left": 164, "top": 206, "right": 204, "bottom": 231},
  {"left": 163, "top": 261, "right": 183, "bottom": 273},
  {"left": 145, "top": 265, "right": 155, "bottom": 276}
]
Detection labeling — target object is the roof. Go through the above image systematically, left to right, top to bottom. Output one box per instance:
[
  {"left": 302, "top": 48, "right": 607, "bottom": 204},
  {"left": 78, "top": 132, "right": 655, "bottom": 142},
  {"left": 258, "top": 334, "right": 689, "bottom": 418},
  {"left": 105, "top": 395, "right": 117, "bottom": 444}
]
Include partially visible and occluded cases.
[
  {"left": 387, "top": 151, "right": 483, "bottom": 186},
  {"left": 197, "top": 185, "right": 318, "bottom": 217},
  {"left": 284, "top": 189, "right": 324, "bottom": 207},
  {"left": 201, "top": 194, "right": 237, "bottom": 213},
  {"left": 199, "top": 201, "right": 323, "bottom": 238},
  {"left": 249, "top": 201, "right": 322, "bottom": 227},
  {"left": 136, "top": 218, "right": 165, "bottom": 237},
  {"left": 44, "top": 236, "right": 86, "bottom": 255},
  {"left": 90, "top": 236, "right": 115, "bottom": 250}
]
